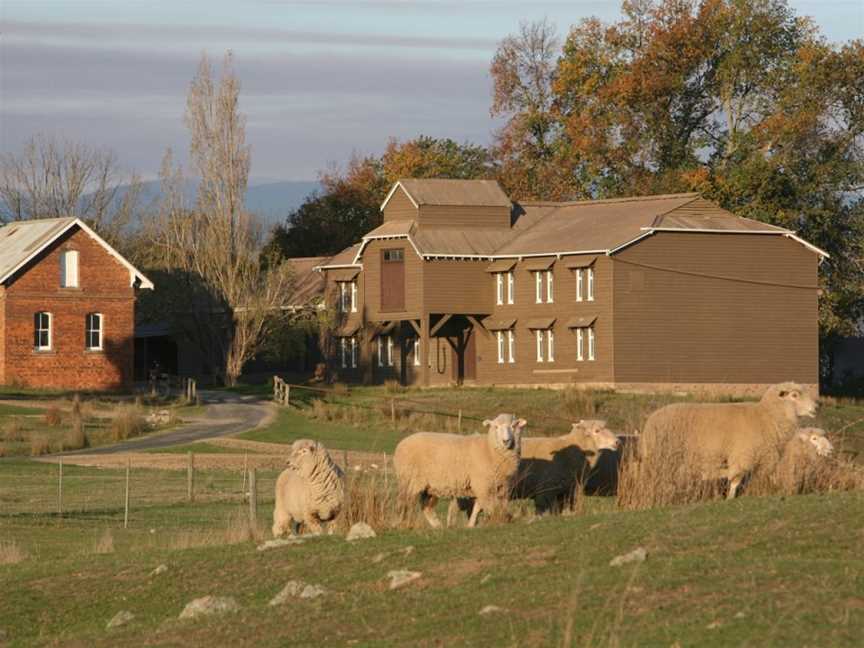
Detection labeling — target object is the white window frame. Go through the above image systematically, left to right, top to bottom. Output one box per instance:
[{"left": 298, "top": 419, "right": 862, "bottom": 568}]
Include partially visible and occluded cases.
[
  {"left": 60, "top": 250, "right": 79, "bottom": 288},
  {"left": 587, "top": 267, "right": 595, "bottom": 302},
  {"left": 576, "top": 269, "right": 584, "bottom": 302},
  {"left": 546, "top": 270, "right": 554, "bottom": 304},
  {"left": 506, "top": 271, "right": 514, "bottom": 305},
  {"left": 534, "top": 272, "right": 542, "bottom": 303},
  {"left": 496, "top": 273, "right": 504, "bottom": 306},
  {"left": 350, "top": 281, "right": 358, "bottom": 313},
  {"left": 338, "top": 282, "right": 348, "bottom": 312},
  {"left": 35, "top": 312, "right": 52, "bottom": 351},
  {"left": 85, "top": 312, "right": 103, "bottom": 351},
  {"left": 588, "top": 327, "right": 596, "bottom": 361},
  {"left": 547, "top": 328, "right": 554, "bottom": 362},
  {"left": 577, "top": 328, "right": 584, "bottom": 361},
  {"left": 507, "top": 329, "right": 516, "bottom": 363},
  {"left": 535, "top": 329, "right": 545, "bottom": 362},
  {"left": 496, "top": 331, "right": 505, "bottom": 364},
  {"left": 387, "top": 335, "right": 394, "bottom": 367},
  {"left": 350, "top": 336, "right": 358, "bottom": 368},
  {"left": 377, "top": 336, "right": 384, "bottom": 367},
  {"left": 340, "top": 337, "right": 348, "bottom": 368},
  {"left": 413, "top": 337, "right": 421, "bottom": 366}
]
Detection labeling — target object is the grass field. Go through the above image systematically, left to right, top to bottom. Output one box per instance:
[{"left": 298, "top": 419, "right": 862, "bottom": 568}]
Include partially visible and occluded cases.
[{"left": 3, "top": 384, "right": 864, "bottom": 646}]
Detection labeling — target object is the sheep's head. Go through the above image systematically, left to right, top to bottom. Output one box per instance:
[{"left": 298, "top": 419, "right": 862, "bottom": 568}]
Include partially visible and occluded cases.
[
  {"left": 764, "top": 382, "right": 817, "bottom": 419},
  {"left": 483, "top": 413, "right": 526, "bottom": 453},
  {"left": 569, "top": 420, "right": 620, "bottom": 452},
  {"left": 796, "top": 428, "right": 834, "bottom": 457},
  {"left": 287, "top": 439, "right": 323, "bottom": 474}
]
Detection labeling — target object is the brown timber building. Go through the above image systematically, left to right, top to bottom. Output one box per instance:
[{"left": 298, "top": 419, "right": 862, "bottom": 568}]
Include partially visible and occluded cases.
[{"left": 315, "top": 179, "right": 825, "bottom": 395}]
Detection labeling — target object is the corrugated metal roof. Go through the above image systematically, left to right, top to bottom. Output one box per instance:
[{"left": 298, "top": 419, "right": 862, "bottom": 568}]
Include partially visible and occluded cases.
[
  {"left": 396, "top": 178, "right": 511, "bottom": 208},
  {"left": 0, "top": 217, "right": 153, "bottom": 288},
  {"left": 413, "top": 228, "right": 513, "bottom": 256},
  {"left": 316, "top": 244, "right": 362, "bottom": 270},
  {"left": 284, "top": 256, "right": 329, "bottom": 306},
  {"left": 484, "top": 317, "right": 517, "bottom": 331},
  {"left": 526, "top": 317, "right": 556, "bottom": 329}
]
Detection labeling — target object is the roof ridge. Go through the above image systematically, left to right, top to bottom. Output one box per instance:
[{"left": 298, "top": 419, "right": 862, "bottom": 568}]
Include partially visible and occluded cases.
[
  {"left": 518, "top": 192, "right": 700, "bottom": 208},
  {"left": 0, "top": 216, "right": 77, "bottom": 227}
]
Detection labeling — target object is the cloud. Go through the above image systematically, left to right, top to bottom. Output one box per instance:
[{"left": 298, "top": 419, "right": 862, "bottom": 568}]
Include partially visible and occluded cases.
[{"left": 0, "top": 40, "right": 499, "bottom": 179}]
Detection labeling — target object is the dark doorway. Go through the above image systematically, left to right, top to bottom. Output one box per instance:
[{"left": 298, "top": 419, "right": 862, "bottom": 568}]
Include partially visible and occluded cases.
[{"left": 380, "top": 248, "right": 405, "bottom": 311}]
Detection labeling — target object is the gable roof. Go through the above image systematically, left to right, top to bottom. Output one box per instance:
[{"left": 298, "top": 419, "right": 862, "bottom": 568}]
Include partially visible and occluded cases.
[
  {"left": 380, "top": 179, "right": 511, "bottom": 211},
  {"left": 0, "top": 217, "right": 154, "bottom": 289},
  {"left": 313, "top": 244, "right": 363, "bottom": 271},
  {"left": 283, "top": 256, "right": 329, "bottom": 306}
]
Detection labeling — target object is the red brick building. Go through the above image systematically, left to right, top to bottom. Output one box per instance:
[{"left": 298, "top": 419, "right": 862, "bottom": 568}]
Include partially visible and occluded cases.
[{"left": 0, "top": 218, "right": 153, "bottom": 390}]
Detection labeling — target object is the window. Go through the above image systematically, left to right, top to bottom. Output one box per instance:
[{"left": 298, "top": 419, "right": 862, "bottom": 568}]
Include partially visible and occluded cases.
[
  {"left": 383, "top": 249, "right": 403, "bottom": 262},
  {"left": 60, "top": 250, "right": 79, "bottom": 288},
  {"left": 587, "top": 267, "right": 595, "bottom": 301},
  {"left": 576, "top": 269, "right": 584, "bottom": 302},
  {"left": 534, "top": 270, "right": 553, "bottom": 304},
  {"left": 506, "top": 271, "right": 514, "bottom": 305},
  {"left": 496, "top": 273, "right": 504, "bottom": 306},
  {"left": 337, "top": 281, "right": 358, "bottom": 313},
  {"left": 34, "top": 312, "right": 51, "bottom": 350},
  {"left": 85, "top": 313, "right": 102, "bottom": 350},
  {"left": 576, "top": 326, "right": 595, "bottom": 362},
  {"left": 535, "top": 329, "right": 553, "bottom": 363},
  {"left": 497, "top": 330, "right": 516, "bottom": 363},
  {"left": 377, "top": 335, "right": 394, "bottom": 367},
  {"left": 339, "top": 336, "right": 358, "bottom": 369},
  {"left": 413, "top": 337, "right": 421, "bottom": 367}
]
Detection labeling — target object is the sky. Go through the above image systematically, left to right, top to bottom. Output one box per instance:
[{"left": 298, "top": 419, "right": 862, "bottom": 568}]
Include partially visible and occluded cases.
[{"left": 2, "top": 1, "right": 862, "bottom": 183}]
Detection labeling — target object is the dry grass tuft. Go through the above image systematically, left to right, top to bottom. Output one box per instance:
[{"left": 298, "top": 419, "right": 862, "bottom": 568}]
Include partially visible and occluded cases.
[
  {"left": 384, "top": 379, "right": 405, "bottom": 395},
  {"left": 561, "top": 388, "right": 598, "bottom": 420},
  {"left": 111, "top": 405, "right": 147, "bottom": 442},
  {"left": 44, "top": 406, "right": 63, "bottom": 427},
  {"left": 2, "top": 419, "right": 24, "bottom": 442},
  {"left": 29, "top": 433, "right": 51, "bottom": 457},
  {"left": 616, "top": 439, "right": 725, "bottom": 510},
  {"left": 747, "top": 448, "right": 864, "bottom": 496},
  {"left": 163, "top": 509, "right": 264, "bottom": 550},
  {"left": 94, "top": 528, "right": 115, "bottom": 554},
  {"left": 0, "top": 541, "right": 28, "bottom": 565}
]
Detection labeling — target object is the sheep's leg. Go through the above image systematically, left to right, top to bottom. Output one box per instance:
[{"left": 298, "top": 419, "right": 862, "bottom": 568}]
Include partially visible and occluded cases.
[
  {"left": 727, "top": 475, "right": 743, "bottom": 499},
  {"left": 421, "top": 493, "right": 442, "bottom": 529},
  {"left": 446, "top": 499, "right": 459, "bottom": 528},
  {"left": 467, "top": 499, "right": 484, "bottom": 528},
  {"left": 272, "top": 508, "right": 290, "bottom": 538},
  {"left": 305, "top": 517, "right": 324, "bottom": 535},
  {"left": 290, "top": 519, "right": 302, "bottom": 536}
]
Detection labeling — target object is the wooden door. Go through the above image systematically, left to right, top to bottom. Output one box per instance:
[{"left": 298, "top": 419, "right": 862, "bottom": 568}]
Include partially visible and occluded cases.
[{"left": 380, "top": 248, "right": 405, "bottom": 311}]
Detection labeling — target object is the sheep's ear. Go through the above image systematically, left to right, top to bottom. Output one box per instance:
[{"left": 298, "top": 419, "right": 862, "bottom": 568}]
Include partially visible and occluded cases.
[
  {"left": 515, "top": 418, "right": 528, "bottom": 430},
  {"left": 482, "top": 419, "right": 492, "bottom": 427}
]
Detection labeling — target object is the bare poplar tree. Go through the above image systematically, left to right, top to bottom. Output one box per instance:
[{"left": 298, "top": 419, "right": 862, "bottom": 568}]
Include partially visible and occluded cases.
[
  {"left": 146, "top": 53, "right": 293, "bottom": 385},
  {"left": 0, "top": 134, "right": 143, "bottom": 248}
]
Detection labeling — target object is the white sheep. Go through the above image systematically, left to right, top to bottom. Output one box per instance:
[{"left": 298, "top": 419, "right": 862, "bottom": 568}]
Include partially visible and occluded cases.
[
  {"left": 639, "top": 382, "right": 817, "bottom": 499},
  {"left": 393, "top": 413, "right": 526, "bottom": 528},
  {"left": 516, "top": 420, "right": 621, "bottom": 513},
  {"left": 774, "top": 427, "right": 834, "bottom": 492},
  {"left": 272, "top": 439, "right": 345, "bottom": 536}
]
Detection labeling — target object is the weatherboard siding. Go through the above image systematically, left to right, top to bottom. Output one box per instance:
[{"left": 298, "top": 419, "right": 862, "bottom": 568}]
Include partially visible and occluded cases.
[
  {"left": 382, "top": 186, "right": 417, "bottom": 223},
  {"left": 417, "top": 205, "right": 511, "bottom": 229},
  {"left": 612, "top": 232, "right": 818, "bottom": 386},
  {"left": 422, "top": 259, "right": 491, "bottom": 314}
]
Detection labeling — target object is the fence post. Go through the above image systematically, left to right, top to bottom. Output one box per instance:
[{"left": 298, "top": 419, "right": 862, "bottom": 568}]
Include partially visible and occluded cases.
[
  {"left": 284, "top": 385, "right": 290, "bottom": 407},
  {"left": 390, "top": 399, "right": 396, "bottom": 427},
  {"left": 458, "top": 409, "right": 463, "bottom": 434},
  {"left": 187, "top": 452, "right": 195, "bottom": 503},
  {"left": 241, "top": 452, "right": 248, "bottom": 498},
  {"left": 383, "top": 452, "right": 388, "bottom": 490},
  {"left": 58, "top": 457, "right": 63, "bottom": 518},
  {"left": 124, "top": 457, "right": 131, "bottom": 529},
  {"left": 248, "top": 469, "right": 258, "bottom": 527}
]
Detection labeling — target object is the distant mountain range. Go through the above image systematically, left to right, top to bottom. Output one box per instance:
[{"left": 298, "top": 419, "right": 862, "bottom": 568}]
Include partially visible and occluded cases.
[{"left": 131, "top": 179, "right": 321, "bottom": 228}]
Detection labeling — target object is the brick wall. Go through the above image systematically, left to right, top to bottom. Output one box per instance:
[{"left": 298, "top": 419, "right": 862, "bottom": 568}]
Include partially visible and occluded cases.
[{"left": 1, "top": 227, "right": 136, "bottom": 390}]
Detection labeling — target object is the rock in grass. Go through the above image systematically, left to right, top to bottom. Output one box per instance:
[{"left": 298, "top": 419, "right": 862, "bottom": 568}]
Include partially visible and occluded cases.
[
  {"left": 346, "top": 522, "right": 376, "bottom": 542},
  {"left": 257, "top": 537, "right": 305, "bottom": 552},
  {"left": 609, "top": 547, "right": 647, "bottom": 567},
  {"left": 150, "top": 564, "right": 168, "bottom": 576},
  {"left": 387, "top": 570, "right": 422, "bottom": 590},
  {"left": 269, "top": 580, "right": 326, "bottom": 606},
  {"left": 178, "top": 596, "right": 240, "bottom": 620},
  {"left": 479, "top": 605, "right": 504, "bottom": 616},
  {"left": 106, "top": 611, "right": 134, "bottom": 630}
]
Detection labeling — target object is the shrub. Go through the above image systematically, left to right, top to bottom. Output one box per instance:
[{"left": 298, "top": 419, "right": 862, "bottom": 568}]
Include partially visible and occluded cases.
[
  {"left": 111, "top": 405, "right": 147, "bottom": 442},
  {"left": 44, "top": 406, "right": 62, "bottom": 426},
  {"left": 62, "top": 422, "right": 88, "bottom": 451},
  {"left": 29, "top": 433, "right": 51, "bottom": 456}
]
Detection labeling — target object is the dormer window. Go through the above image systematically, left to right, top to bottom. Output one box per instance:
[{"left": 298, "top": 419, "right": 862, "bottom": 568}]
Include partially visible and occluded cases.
[{"left": 60, "top": 250, "right": 79, "bottom": 288}]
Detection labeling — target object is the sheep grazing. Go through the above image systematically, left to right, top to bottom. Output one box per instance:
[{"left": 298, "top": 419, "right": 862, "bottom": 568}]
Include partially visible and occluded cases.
[
  {"left": 639, "top": 382, "right": 817, "bottom": 499},
  {"left": 393, "top": 413, "right": 526, "bottom": 528},
  {"left": 515, "top": 420, "right": 621, "bottom": 514},
  {"left": 774, "top": 427, "right": 834, "bottom": 492},
  {"left": 272, "top": 439, "right": 345, "bottom": 536}
]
